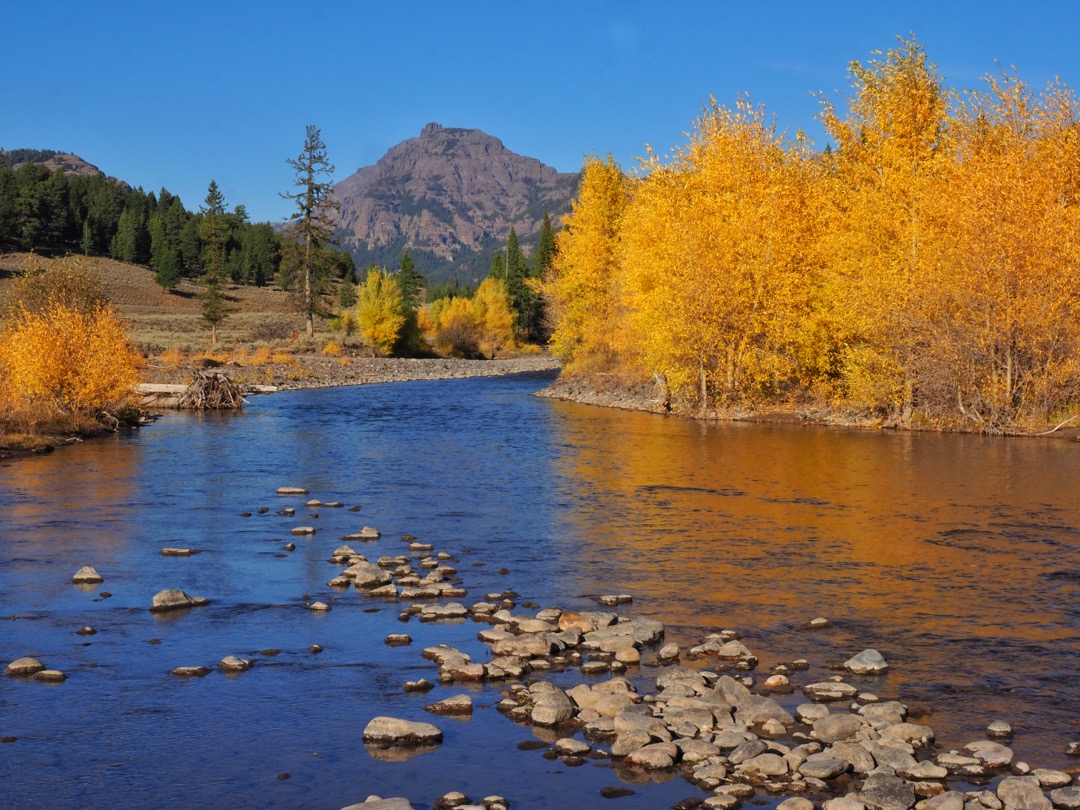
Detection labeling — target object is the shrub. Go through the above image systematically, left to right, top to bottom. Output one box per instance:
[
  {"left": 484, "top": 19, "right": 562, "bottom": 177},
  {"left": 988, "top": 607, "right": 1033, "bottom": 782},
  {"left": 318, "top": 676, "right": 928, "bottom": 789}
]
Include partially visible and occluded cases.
[
  {"left": 321, "top": 340, "right": 342, "bottom": 357},
  {"left": 160, "top": 347, "right": 186, "bottom": 368}
]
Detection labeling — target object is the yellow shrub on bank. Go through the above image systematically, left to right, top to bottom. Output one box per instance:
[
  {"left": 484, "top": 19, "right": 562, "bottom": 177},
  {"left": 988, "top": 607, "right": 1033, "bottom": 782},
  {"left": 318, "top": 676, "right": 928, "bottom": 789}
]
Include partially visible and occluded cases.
[
  {"left": 0, "top": 301, "right": 141, "bottom": 426},
  {"left": 321, "top": 340, "right": 342, "bottom": 357},
  {"left": 248, "top": 345, "right": 273, "bottom": 365},
  {"left": 160, "top": 347, "right": 186, "bottom": 368}
]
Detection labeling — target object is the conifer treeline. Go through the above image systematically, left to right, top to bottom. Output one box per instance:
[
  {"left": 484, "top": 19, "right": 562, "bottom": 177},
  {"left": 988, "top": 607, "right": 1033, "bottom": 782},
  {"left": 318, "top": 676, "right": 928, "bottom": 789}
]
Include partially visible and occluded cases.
[
  {"left": 544, "top": 39, "right": 1080, "bottom": 433},
  {"left": 0, "top": 162, "right": 281, "bottom": 288}
]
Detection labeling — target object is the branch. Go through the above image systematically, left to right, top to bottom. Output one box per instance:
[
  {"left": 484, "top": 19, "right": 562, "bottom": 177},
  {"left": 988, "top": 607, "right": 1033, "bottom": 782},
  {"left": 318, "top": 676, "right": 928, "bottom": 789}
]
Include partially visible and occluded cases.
[{"left": 1035, "top": 413, "right": 1079, "bottom": 436}]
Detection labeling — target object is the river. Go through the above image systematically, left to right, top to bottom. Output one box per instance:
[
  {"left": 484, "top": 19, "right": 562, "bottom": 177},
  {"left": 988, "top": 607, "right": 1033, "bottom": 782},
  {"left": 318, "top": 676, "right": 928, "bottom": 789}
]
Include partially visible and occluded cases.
[{"left": 1, "top": 371, "right": 1078, "bottom": 809}]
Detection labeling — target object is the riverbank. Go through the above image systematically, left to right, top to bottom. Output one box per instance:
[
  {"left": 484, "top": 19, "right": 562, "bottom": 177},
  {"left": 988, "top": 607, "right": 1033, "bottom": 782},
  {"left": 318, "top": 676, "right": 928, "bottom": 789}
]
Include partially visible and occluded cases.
[
  {"left": 141, "top": 353, "right": 561, "bottom": 393},
  {"left": 537, "top": 372, "right": 1080, "bottom": 440}
]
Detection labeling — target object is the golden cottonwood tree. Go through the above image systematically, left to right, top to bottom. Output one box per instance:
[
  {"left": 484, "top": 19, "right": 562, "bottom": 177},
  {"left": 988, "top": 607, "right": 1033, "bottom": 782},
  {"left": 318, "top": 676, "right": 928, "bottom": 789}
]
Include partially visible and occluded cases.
[
  {"left": 817, "top": 36, "right": 949, "bottom": 421},
  {"left": 922, "top": 72, "right": 1080, "bottom": 429},
  {"left": 620, "top": 98, "right": 820, "bottom": 409},
  {"left": 542, "top": 155, "right": 629, "bottom": 371},
  {"left": 355, "top": 268, "right": 405, "bottom": 355}
]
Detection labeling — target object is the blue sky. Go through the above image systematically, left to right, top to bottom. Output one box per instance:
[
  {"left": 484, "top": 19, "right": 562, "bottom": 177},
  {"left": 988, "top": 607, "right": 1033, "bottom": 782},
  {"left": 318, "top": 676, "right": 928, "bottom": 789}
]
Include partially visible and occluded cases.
[{"left": 6, "top": 1, "right": 1080, "bottom": 222}]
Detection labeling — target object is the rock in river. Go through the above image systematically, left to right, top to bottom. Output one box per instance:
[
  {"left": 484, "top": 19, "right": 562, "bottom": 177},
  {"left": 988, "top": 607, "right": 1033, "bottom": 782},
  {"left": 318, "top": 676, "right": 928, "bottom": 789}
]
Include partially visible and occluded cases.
[
  {"left": 72, "top": 566, "right": 104, "bottom": 584},
  {"left": 149, "top": 589, "right": 210, "bottom": 612},
  {"left": 844, "top": 649, "right": 889, "bottom": 675},
  {"left": 5, "top": 657, "right": 46, "bottom": 676},
  {"left": 362, "top": 716, "right": 443, "bottom": 746}
]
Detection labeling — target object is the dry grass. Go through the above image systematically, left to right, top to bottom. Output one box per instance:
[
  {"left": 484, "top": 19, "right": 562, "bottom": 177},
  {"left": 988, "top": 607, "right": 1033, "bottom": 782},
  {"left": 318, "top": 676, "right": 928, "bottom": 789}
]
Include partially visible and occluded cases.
[{"left": 0, "top": 251, "right": 335, "bottom": 354}]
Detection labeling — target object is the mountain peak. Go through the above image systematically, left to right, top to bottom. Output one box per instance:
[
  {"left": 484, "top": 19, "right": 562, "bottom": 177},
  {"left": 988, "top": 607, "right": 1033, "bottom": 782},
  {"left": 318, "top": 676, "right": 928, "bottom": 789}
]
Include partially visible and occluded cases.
[{"left": 334, "top": 126, "right": 579, "bottom": 285}]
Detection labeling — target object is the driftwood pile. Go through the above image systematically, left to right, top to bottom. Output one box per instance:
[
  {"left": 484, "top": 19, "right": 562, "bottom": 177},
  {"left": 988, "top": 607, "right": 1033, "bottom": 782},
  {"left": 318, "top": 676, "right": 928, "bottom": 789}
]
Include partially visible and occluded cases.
[{"left": 176, "top": 370, "right": 246, "bottom": 411}]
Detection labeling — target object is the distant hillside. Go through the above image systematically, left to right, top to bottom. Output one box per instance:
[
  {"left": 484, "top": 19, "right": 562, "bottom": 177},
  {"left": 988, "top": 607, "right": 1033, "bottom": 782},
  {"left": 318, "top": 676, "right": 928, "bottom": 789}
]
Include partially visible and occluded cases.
[
  {"left": 334, "top": 123, "right": 579, "bottom": 286},
  {"left": 0, "top": 149, "right": 104, "bottom": 177}
]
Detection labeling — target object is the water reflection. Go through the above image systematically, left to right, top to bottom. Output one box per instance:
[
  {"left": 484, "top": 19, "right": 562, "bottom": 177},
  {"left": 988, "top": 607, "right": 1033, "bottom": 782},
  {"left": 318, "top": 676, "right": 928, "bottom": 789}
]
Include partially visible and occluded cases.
[
  {"left": 1, "top": 375, "right": 1078, "bottom": 809},
  {"left": 548, "top": 401, "right": 1080, "bottom": 761}
]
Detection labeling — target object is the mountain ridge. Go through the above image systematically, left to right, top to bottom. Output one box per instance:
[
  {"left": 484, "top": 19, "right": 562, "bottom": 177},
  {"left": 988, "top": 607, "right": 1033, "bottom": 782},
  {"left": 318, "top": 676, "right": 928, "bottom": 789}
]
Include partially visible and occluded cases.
[{"left": 333, "top": 123, "right": 579, "bottom": 286}]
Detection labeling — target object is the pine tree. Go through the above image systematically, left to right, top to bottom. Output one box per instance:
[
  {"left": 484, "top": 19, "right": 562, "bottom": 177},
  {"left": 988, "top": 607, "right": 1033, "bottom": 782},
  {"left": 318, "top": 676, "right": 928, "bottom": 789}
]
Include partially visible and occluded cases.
[
  {"left": 281, "top": 125, "right": 339, "bottom": 337},
  {"left": 198, "top": 180, "right": 230, "bottom": 344},
  {"left": 533, "top": 213, "right": 556, "bottom": 277},
  {"left": 503, "top": 227, "right": 538, "bottom": 339},
  {"left": 395, "top": 249, "right": 426, "bottom": 310}
]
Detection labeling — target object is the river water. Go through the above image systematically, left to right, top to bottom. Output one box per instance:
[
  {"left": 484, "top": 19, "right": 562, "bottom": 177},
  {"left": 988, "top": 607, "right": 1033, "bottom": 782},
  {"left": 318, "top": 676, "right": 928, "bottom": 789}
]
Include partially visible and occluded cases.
[{"left": 1, "top": 371, "right": 1078, "bottom": 809}]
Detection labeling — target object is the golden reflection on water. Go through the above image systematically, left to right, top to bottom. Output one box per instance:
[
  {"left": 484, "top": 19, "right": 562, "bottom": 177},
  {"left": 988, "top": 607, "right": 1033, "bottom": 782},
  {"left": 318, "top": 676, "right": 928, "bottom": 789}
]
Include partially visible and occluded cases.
[
  {"left": 547, "top": 401, "right": 1080, "bottom": 646},
  {"left": 2, "top": 435, "right": 140, "bottom": 549}
]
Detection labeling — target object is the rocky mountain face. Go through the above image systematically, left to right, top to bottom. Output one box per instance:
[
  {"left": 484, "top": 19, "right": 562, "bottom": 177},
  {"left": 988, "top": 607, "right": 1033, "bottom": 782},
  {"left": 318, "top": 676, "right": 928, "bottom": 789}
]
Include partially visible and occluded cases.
[
  {"left": 333, "top": 123, "right": 579, "bottom": 285},
  {"left": 0, "top": 149, "right": 103, "bottom": 177}
]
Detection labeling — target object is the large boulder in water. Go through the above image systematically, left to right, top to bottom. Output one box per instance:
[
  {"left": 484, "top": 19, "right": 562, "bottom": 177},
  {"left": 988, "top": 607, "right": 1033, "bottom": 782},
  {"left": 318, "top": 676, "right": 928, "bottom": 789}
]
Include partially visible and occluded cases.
[
  {"left": 149, "top": 589, "right": 210, "bottom": 612},
  {"left": 362, "top": 716, "right": 443, "bottom": 746}
]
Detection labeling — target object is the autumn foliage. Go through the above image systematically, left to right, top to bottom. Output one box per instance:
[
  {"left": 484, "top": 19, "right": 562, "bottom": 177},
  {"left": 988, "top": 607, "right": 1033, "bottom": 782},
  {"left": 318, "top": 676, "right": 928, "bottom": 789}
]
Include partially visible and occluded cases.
[
  {"left": 543, "top": 38, "right": 1080, "bottom": 432},
  {"left": 0, "top": 256, "right": 142, "bottom": 432}
]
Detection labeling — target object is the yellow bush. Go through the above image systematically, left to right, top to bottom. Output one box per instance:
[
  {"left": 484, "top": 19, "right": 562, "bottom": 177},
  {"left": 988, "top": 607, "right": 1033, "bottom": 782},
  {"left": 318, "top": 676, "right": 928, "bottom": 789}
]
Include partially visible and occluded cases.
[
  {"left": 0, "top": 301, "right": 141, "bottom": 425},
  {"left": 321, "top": 340, "right": 343, "bottom": 357},
  {"left": 248, "top": 345, "right": 273, "bottom": 366},
  {"left": 160, "top": 347, "right": 186, "bottom": 368},
  {"left": 271, "top": 351, "right": 300, "bottom": 367},
  {"left": 338, "top": 356, "right": 352, "bottom": 367}
]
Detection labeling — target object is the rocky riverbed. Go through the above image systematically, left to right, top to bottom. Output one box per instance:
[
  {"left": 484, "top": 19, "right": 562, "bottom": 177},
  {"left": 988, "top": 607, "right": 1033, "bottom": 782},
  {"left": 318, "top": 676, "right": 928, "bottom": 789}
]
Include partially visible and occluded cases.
[{"left": 9, "top": 480, "right": 1075, "bottom": 810}]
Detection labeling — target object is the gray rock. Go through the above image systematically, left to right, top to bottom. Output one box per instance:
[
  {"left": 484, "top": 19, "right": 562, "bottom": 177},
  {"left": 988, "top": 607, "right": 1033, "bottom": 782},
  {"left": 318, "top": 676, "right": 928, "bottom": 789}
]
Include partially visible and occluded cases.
[
  {"left": 276, "top": 486, "right": 308, "bottom": 495},
  {"left": 290, "top": 526, "right": 317, "bottom": 535},
  {"left": 72, "top": 565, "right": 104, "bottom": 584},
  {"left": 149, "top": 589, "right": 209, "bottom": 612},
  {"left": 309, "top": 601, "right": 331, "bottom": 611},
  {"left": 492, "top": 634, "right": 557, "bottom": 658},
  {"left": 658, "top": 643, "right": 681, "bottom": 661},
  {"left": 845, "top": 649, "right": 889, "bottom": 675},
  {"left": 218, "top": 656, "right": 254, "bottom": 672},
  {"left": 5, "top": 657, "right": 45, "bottom": 676},
  {"left": 171, "top": 666, "right": 211, "bottom": 677},
  {"left": 33, "top": 670, "right": 66, "bottom": 683},
  {"left": 804, "top": 682, "right": 859, "bottom": 702},
  {"left": 532, "top": 687, "right": 574, "bottom": 726},
  {"left": 737, "top": 694, "right": 795, "bottom": 728},
  {"left": 424, "top": 695, "right": 473, "bottom": 716},
  {"left": 798, "top": 703, "right": 833, "bottom": 724},
  {"left": 815, "top": 714, "right": 867, "bottom": 744},
  {"left": 362, "top": 717, "right": 443, "bottom": 746},
  {"left": 987, "top": 720, "right": 1014, "bottom": 739},
  {"left": 880, "top": 723, "right": 935, "bottom": 747},
  {"left": 611, "top": 729, "right": 653, "bottom": 756},
  {"left": 555, "top": 737, "right": 591, "bottom": 756},
  {"left": 729, "top": 739, "right": 769, "bottom": 764},
  {"left": 965, "top": 740, "right": 1014, "bottom": 769},
  {"left": 624, "top": 741, "right": 678, "bottom": 769},
  {"left": 863, "top": 741, "right": 917, "bottom": 773},
  {"left": 826, "top": 743, "right": 873, "bottom": 775},
  {"left": 739, "top": 753, "right": 789, "bottom": 777},
  {"left": 801, "top": 755, "right": 851, "bottom": 779},
  {"left": 901, "top": 760, "right": 948, "bottom": 780},
  {"left": 1034, "top": 771, "right": 1073, "bottom": 789},
  {"left": 997, "top": 776, "right": 1052, "bottom": 810},
  {"left": 860, "top": 781, "right": 916, "bottom": 810},
  {"left": 1049, "top": 788, "right": 1080, "bottom": 810},
  {"left": 917, "top": 792, "right": 965, "bottom": 810},
  {"left": 341, "top": 796, "right": 416, "bottom": 810},
  {"left": 825, "top": 797, "right": 867, "bottom": 810},
  {"left": 779, "top": 800, "right": 816, "bottom": 810}
]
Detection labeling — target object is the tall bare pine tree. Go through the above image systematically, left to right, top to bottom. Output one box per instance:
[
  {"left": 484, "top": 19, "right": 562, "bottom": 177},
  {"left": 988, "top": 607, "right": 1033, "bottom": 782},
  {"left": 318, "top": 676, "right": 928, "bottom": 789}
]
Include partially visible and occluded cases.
[{"left": 281, "top": 125, "right": 339, "bottom": 337}]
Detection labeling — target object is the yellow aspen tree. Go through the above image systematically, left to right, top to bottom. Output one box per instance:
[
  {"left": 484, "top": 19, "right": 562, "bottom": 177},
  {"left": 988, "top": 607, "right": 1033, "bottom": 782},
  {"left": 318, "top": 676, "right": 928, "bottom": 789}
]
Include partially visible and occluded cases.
[
  {"left": 817, "top": 36, "right": 949, "bottom": 422},
  {"left": 927, "top": 72, "right": 1080, "bottom": 429},
  {"left": 620, "top": 98, "right": 820, "bottom": 410},
  {"left": 542, "top": 155, "right": 629, "bottom": 371},
  {"left": 355, "top": 268, "right": 406, "bottom": 356},
  {"left": 471, "top": 278, "right": 515, "bottom": 355}
]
